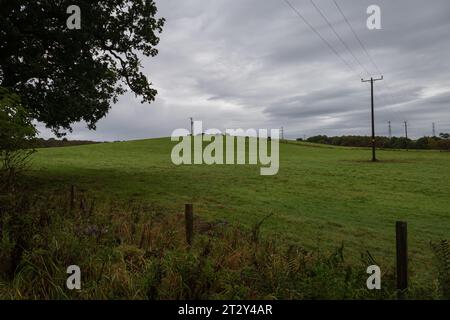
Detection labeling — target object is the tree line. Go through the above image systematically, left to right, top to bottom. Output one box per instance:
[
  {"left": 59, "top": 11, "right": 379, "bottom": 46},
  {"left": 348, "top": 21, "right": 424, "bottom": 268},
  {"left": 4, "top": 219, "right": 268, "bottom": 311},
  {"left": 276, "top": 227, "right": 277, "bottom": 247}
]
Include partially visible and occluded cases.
[
  {"left": 300, "top": 134, "right": 450, "bottom": 150},
  {"left": 33, "top": 138, "right": 100, "bottom": 148}
]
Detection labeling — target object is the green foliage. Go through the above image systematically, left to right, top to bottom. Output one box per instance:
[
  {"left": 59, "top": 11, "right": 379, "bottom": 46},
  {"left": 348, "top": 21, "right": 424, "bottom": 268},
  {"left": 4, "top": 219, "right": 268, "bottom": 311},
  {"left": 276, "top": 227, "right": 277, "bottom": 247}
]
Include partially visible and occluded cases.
[
  {"left": 0, "top": 1, "right": 164, "bottom": 135},
  {"left": 0, "top": 87, "right": 37, "bottom": 189},
  {"left": 306, "top": 135, "right": 449, "bottom": 150},
  {"left": 33, "top": 138, "right": 99, "bottom": 148},
  {"left": 0, "top": 190, "right": 445, "bottom": 299},
  {"left": 431, "top": 240, "right": 450, "bottom": 299}
]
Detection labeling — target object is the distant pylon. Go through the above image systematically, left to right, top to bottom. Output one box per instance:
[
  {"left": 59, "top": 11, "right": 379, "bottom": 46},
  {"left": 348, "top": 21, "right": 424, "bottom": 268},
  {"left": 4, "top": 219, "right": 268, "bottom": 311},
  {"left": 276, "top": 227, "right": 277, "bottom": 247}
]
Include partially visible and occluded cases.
[
  {"left": 388, "top": 121, "right": 392, "bottom": 138},
  {"left": 404, "top": 121, "right": 408, "bottom": 139},
  {"left": 432, "top": 122, "right": 436, "bottom": 137}
]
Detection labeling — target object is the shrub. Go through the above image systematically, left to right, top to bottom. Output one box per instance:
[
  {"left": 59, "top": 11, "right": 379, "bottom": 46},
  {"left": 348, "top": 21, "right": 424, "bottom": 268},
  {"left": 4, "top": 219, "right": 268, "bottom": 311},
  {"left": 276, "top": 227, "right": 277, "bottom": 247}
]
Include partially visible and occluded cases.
[
  {"left": 0, "top": 87, "right": 37, "bottom": 190},
  {"left": 431, "top": 240, "right": 450, "bottom": 299}
]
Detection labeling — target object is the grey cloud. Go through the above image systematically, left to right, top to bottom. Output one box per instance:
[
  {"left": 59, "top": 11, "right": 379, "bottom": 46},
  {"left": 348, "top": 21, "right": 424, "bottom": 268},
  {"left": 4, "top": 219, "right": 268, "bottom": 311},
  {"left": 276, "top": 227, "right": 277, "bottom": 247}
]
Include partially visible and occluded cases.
[{"left": 37, "top": 0, "right": 450, "bottom": 141}]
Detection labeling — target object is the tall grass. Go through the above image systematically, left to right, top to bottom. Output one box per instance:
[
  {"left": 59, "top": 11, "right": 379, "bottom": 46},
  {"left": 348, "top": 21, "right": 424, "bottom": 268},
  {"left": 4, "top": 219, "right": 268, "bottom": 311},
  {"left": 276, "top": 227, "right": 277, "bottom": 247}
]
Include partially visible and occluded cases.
[{"left": 0, "top": 188, "right": 445, "bottom": 299}]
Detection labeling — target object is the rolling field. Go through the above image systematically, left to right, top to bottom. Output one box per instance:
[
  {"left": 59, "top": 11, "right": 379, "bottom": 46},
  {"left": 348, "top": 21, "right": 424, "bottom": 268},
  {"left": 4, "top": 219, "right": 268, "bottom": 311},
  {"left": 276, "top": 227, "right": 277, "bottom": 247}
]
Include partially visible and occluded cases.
[{"left": 28, "top": 138, "right": 450, "bottom": 284}]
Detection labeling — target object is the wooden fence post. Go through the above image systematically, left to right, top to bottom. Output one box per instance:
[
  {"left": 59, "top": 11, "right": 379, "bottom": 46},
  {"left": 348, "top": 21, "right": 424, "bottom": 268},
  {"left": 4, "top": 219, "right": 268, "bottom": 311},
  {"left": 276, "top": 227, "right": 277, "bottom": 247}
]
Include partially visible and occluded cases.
[
  {"left": 185, "top": 204, "right": 194, "bottom": 246},
  {"left": 396, "top": 221, "right": 408, "bottom": 297}
]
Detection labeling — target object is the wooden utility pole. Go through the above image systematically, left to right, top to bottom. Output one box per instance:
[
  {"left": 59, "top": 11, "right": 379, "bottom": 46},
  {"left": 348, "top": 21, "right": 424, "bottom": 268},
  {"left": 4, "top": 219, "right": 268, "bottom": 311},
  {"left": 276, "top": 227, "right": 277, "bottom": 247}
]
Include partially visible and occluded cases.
[{"left": 362, "top": 76, "right": 383, "bottom": 162}]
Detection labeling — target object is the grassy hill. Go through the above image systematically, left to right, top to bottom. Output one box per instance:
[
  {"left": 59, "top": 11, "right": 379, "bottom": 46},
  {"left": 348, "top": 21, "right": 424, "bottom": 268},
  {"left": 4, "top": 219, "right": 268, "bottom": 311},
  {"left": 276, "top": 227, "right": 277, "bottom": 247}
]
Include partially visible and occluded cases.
[{"left": 28, "top": 138, "right": 450, "bottom": 284}]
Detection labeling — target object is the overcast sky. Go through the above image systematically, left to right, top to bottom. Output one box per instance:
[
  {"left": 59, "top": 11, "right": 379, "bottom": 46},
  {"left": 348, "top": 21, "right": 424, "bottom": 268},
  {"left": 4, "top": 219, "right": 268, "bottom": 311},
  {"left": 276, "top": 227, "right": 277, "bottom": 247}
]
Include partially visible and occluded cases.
[{"left": 38, "top": 0, "right": 450, "bottom": 140}]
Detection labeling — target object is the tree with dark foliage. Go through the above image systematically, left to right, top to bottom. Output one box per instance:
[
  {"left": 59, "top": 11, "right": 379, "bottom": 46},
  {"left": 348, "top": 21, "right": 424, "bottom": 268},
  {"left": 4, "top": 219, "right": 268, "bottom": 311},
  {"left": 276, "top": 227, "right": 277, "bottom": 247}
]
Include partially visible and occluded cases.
[
  {"left": 0, "top": 0, "right": 165, "bottom": 135},
  {"left": 305, "top": 135, "right": 450, "bottom": 150}
]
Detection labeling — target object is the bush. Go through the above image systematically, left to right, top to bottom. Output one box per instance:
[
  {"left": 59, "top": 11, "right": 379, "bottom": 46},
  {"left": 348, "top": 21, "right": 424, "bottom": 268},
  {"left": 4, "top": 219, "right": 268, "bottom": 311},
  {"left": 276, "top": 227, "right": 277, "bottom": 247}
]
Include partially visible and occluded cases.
[
  {"left": 0, "top": 87, "right": 37, "bottom": 190},
  {"left": 436, "top": 139, "right": 450, "bottom": 151},
  {"left": 431, "top": 240, "right": 450, "bottom": 299}
]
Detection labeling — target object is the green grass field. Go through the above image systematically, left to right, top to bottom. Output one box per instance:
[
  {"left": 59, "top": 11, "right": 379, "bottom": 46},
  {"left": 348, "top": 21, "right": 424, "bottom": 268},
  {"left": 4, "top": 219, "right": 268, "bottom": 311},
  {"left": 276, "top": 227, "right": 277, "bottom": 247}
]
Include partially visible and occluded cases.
[{"left": 28, "top": 138, "right": 450, "bottom": 284}]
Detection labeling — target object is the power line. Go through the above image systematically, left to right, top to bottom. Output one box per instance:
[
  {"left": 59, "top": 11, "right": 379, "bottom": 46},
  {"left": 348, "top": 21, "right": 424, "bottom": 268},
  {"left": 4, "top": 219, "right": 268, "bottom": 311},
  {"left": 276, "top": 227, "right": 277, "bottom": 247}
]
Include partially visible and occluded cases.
[
  {"left": 282, "top": 0, "right": 358, "bottom": 75},
  {"left": 283, "top": 0, "right": 419, "bottom": 138},
  {"left": 309, "top": 0, "right": 370, "bottom": 78},
  {"left": 332, "top": 0, "right": 381, "bottom": 76},
  {"left": 332, "top": 0, "right": 405, "bottom": 126},
  {"left": 332, "top": 0, "right": 397, "bottom": 100}
]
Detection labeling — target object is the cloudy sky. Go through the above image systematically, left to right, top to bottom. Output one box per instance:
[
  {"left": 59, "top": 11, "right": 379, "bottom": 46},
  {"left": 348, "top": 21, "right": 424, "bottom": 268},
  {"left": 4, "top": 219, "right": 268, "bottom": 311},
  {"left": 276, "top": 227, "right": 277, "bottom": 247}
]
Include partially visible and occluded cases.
[{"left": 38, "top": 0, "right": 450, "bottom": 140}]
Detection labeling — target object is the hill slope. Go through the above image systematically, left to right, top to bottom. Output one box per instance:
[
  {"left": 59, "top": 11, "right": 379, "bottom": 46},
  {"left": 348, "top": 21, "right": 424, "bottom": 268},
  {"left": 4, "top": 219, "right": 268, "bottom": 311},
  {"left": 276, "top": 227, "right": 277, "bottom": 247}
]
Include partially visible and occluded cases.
[{"left": 29, "top": 138, "right": 450, "bottom": 282}]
